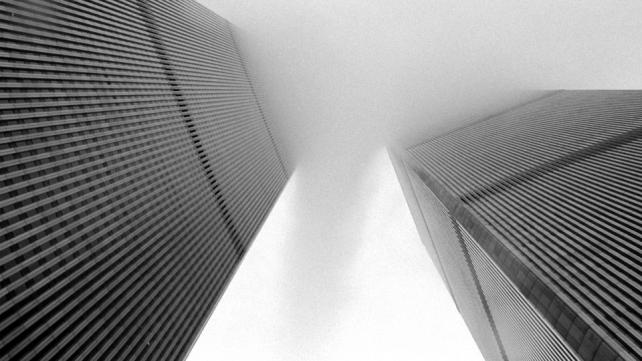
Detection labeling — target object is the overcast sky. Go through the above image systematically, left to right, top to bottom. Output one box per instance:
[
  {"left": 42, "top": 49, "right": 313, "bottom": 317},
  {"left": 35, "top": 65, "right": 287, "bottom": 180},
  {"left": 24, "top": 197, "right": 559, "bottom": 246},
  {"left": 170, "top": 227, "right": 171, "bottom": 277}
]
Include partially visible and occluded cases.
[
  {"left": 200, "top": 0, "right": 642, "bottom": 168},
  {"left": 190, "top": 1, "right": 642, "bottom": 359},
  {"left": 189, "top": 151, "right": 485, "bottom": 360}
]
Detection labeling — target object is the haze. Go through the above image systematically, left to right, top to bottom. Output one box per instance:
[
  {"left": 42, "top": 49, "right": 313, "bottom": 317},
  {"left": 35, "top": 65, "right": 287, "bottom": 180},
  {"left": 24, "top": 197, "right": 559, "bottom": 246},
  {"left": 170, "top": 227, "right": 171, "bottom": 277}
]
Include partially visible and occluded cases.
[{"left": 189, "top": 1, "right": 642, "bottom": 360}]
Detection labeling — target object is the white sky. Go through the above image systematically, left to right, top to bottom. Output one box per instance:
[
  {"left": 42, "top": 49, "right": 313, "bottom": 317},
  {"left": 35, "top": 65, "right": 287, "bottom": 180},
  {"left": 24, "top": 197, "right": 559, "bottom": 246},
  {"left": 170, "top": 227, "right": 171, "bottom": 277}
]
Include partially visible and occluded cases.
[
  {"left": 198, "top": 0, "right": 642, "bottom": 169},
  {"left": 189, "top": 1, "right": 642, "bottom": 359},
  {"left": 187, "top": 150, "right": 483, "bottom": 360}
]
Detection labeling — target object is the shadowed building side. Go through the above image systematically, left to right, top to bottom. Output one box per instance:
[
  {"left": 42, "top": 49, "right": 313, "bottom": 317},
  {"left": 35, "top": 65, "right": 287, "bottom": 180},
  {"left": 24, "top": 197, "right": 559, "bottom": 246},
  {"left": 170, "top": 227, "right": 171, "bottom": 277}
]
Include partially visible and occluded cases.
[{"left": 0, "top": 1, "right": 287, "bottom": 360}]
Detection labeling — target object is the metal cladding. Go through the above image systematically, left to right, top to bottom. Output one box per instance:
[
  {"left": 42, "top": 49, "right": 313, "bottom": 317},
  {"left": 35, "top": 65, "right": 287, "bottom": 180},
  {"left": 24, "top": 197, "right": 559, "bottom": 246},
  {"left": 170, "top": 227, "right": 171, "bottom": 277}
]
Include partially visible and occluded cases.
[
  {"left": 0, "top": 1, "right": 287, "bottom": 360},
  {"left": 402, "top": 90, "right": 641, "bottom": 361},
  {"left": 407, "top": 174, "right": 506, "bottom": 361},
  {"left": 461, "top": 223, "right": 579, "bottom": 361}
]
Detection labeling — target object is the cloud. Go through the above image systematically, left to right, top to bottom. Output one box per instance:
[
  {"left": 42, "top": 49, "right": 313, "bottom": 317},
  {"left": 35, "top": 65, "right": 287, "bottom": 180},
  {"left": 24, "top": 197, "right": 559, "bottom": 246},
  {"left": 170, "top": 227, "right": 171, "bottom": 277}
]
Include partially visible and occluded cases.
[{"left": 199, "top": 0, "right": 642, "bottom": 167}]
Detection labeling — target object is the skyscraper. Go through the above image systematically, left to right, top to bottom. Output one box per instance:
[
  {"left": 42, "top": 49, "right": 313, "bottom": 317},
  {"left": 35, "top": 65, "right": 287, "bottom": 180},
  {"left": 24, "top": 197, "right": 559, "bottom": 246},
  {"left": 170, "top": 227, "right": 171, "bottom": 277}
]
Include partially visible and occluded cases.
[
  {"left": 0, "top": 1, "right": 287, "bottom": 360},
  {"left": 394, "top": 91, "right": 641, "bottom": 361}
]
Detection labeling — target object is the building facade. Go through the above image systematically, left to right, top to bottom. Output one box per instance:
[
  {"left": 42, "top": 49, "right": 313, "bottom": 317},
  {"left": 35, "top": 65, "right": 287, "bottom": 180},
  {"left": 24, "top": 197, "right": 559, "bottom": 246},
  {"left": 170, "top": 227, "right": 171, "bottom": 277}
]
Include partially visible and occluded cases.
[
  {"left": 0, "top": 1, "right": 288, "bottom": 360},
  {"left": 394, "top": 91, "right": 641, "bottom": 361}
]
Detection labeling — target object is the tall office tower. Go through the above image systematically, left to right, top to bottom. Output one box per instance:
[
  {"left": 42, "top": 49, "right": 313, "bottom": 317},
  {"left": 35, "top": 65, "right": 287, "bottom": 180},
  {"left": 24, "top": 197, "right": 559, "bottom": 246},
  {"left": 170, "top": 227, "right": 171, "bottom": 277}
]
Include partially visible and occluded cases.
[
  {"left": 0, "top": 1, "right": 288, "bottom": 360},
  {"left": 393, "top": 91, "right": 641, "bottom": 361}
]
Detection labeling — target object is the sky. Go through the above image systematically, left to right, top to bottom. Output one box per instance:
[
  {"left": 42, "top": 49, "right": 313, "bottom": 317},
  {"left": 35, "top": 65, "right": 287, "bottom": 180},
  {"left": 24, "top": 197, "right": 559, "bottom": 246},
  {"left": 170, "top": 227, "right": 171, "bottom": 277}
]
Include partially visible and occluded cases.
[
  {"left": 198, "top": 0, "right": 642, "bottom": 169},
  {"left": 189, "top": 1, "right": 642, "bottom": 359},
  {"left": 187, "top": 150, "right": 484, "bottom": 360}
]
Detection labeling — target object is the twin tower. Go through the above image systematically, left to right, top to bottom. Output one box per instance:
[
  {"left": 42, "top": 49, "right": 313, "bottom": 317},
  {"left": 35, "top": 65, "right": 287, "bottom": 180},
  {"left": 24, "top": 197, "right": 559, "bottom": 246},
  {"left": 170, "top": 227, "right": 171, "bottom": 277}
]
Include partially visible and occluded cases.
[
  {"left": 0, "top": 1, "right": 639, "bottom": 361},
  {"left": 395, "top": 91, "right": 641, "bottom": 361}
]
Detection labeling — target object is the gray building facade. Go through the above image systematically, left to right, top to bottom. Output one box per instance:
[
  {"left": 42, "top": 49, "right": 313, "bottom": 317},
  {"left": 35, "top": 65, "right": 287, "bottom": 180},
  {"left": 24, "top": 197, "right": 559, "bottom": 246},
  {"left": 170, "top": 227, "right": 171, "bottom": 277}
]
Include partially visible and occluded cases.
[
  {"left": 0, "top": 0, "right": 287, "bottom": 360},
  {"left": 394, "top": 91, "right": 641, "bottom": 361}
]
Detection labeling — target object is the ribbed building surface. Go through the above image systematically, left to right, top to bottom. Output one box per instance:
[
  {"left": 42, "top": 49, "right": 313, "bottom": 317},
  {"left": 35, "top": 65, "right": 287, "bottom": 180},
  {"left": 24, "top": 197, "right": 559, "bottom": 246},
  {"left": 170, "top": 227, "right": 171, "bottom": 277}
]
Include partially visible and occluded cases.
[
  {"left": 0, "top": 1, "right": 287, "bottom": 360},
  {"left": 399, "top": 90, "right": 641, "bottom": 361},
  {"left": 407, "top": 174, "right": 507, "bottom": 361},
  {"left": 461, "top": 224, "right": 579, "bottom": 361}
]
